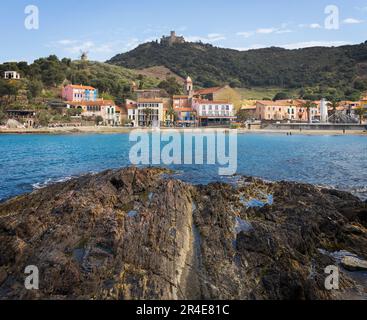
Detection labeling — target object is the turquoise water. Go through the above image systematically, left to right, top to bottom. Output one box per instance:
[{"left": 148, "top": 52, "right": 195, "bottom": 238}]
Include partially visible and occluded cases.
[{"left": 0, "top": 133, "right": 366, "bottom": 201}]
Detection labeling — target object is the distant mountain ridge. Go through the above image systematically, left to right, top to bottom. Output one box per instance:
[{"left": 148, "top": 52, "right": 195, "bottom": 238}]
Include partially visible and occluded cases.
[{"left": 107, "top": 40, "right": 367, "bottom": 100}]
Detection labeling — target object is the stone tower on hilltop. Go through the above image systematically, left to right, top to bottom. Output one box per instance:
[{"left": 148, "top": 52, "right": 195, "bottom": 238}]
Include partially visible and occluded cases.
[{"left": 161, "top": 31, "right": 185, "bottom": 46}]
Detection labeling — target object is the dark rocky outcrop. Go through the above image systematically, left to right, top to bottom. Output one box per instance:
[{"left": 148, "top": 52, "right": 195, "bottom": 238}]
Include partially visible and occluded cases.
[{"left": 0, "top": 167, "right": 366, "bottom": 300}]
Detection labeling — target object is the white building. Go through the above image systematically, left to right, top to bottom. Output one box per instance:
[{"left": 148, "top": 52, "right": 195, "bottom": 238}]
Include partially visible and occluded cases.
[
  {"left": 4, "top": 71, "right": 21, "bottom": 80},
  {"left": 320, "top": 98, "right": 329, "bottom": 123},
  {"left": 127, "top": 99, "right": 164, "bottom": 127},
  {"left": 192, "top": 99, "right": 236, "bottom": 126},
  {"left": 65, "top": 100, "right": 119, "bottom": 126},
  {"left": 127, "top": 102, "right": 138, "bottom": 127}
]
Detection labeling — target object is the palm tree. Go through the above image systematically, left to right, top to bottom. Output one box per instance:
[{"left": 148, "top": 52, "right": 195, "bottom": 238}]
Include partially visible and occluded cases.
[
  {"left": 300, "top": 100, "right": 317, "bottom": 124},
  {"left": 327, "top": 100, "right": 340, "bottom": 123},
  {"left": 166, "top": 106, "right": 177, "bottom": 127},
  {"left": 354, "top": 106, "right": 366, "bottom": 125},
  {"left": 142, "top": 108, "right": 153, "bottom": 127}
]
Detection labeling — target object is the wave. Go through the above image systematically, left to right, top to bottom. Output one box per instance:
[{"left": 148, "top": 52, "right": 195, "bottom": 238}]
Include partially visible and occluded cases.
[{"left": 32, "top": 176, "right": 74, "bottom": 190}]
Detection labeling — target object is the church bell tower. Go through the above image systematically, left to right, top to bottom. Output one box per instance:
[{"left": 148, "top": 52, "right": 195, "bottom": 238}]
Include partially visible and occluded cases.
[{"left": 185, "top": 76, "right": 193, "bottom": 97}]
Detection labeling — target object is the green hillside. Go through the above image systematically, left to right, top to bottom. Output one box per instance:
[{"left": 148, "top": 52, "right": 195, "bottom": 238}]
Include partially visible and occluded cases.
[
  {"left": 107, "top": 41, "right": 367, "bottom": 100},
  {"left": 0, "top": 56, "right": 160, "bottom": 104}
]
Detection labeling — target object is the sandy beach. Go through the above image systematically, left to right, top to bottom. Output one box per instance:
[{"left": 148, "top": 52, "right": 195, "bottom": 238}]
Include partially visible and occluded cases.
[{"left": 0, "top": 126, "right": 366, "bottom": 136}]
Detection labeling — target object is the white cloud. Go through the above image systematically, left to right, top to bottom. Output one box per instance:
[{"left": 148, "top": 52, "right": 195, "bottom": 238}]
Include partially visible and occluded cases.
[
  {"left": 343, "top": 18, "right": 364, "bottom": 24},
  {"left": 299, "top": 23, "right": 322, "bottom": 29},
  {"left": 310, "top": 23, "right": 322, "bottom": 29},
  {"left": 237, "top": 24, "right": 293, "bottom": 38},
  {"left": 256, "top": 28, "right": 277, "bottom": 34},
  {"left": 276, "top": 29, "right": 292, "bottom": 34},
  {"left": 236, "top": 31, "right": 254, "bottom": 38},
  {"left": 186, "top": 33, "right": 226, "bottom": 43},
  {"left": 48, "top": 38, "right": 141, "bottom": 59},
  {"left": 56, "top": 39, "right": 78, "bottom": 45},
  {"left": 279, "top": 41, "right": 350, "bottom": 50},
  {"left": 235, "top": 44, "right": 267, "bottom": 51}
]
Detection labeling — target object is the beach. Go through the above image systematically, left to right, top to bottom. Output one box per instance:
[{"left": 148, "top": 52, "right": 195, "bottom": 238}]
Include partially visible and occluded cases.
[{"left": 0, "top": 126, "right": 366, "bottom": 136}]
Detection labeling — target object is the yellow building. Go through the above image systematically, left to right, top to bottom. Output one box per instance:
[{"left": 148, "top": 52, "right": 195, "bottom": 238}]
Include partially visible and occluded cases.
[
  {"left": 194, "top": 85, "right": 242, "bottom": 110},
  {"left": 361, "top": 96, "right": 367, "bottom": 109}
]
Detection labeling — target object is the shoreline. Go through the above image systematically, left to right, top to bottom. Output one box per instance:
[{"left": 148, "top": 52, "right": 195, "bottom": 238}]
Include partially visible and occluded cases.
[{"left": 0, "top": 126, "right": 366, "bottom": 136}]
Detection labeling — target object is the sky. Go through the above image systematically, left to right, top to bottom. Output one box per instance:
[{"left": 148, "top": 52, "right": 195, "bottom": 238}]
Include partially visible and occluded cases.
[{"left": 1, "top": 0, "right": 367, "bottom": 63}]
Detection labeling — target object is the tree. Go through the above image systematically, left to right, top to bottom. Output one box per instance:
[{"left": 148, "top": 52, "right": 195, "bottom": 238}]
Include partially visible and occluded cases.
[
  {"left": 158, "top": 77, "right": 182, "bottom": 95},
  {"left": 0, "top": 79, "right": 23, "bottom": 105},
  {"left": 27, "top": 79, "right": 43, "bottom": 102},
  {"left": 354, "top": 79, "right": 367, "bottom": 91},
  {"left": 273, "top": 92, "right": 289, "bottom": 101},
  {"left": 300, "top": 100, "right": 317, "bottom": 123},
  {"left": 327, "top": 100, "right": 340, "bottom": 123},
  {"left": 166, "top": 106, "right": 177, "bottom": 125},
  {"left": 354, "top": 106, "right": 366, "bottom": 124},
  {"left": 142, "top": 108, "right": 154, "bottom": 127},
  {"left": 0, "top": 109, "right": 6, "bottom": 124},
  {"left": 236, "top": 109, "right": 253, "bottom": 122},
  {"left": 36, "top": 110, "right": 51, "bottom": 127},
  {"left": 95, "top": 116, "right": 104, "bottom": 125}
]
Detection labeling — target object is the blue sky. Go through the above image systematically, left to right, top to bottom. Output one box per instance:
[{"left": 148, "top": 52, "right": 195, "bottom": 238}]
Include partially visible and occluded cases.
[{"left": 1, "top": 0, "right": 367, "bottom": 63}]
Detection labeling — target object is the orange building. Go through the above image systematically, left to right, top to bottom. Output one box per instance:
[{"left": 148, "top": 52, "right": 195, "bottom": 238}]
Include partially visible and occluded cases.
[{"left": 256, "top": 100, "right": 318, "bottom": 122}]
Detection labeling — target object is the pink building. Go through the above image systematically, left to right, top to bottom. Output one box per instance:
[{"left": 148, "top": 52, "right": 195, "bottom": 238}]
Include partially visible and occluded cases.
[
  {"left": 62, "top": 85, "right": 98, "bottom": 102},
  {"left": 256, "top": 100, "right": 318, "bottom": 122}
]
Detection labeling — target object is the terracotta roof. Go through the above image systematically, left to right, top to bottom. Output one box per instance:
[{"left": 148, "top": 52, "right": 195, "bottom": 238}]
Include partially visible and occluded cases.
[
  {"left": 66, "top": 85, "right": 96, "bottom": 90},
  {"left": 194, "top": 87, "right": 222, "bottom": 95},
  {"left": 135, "top": 89, "right": 161, "bottom": 92},
  {"left": 173, "top": 95, "right": 189, "bottom": 99},
  {"left": 65, "top": 99, "right": 115, "bottom": 106},
  {"left": 137, "top": 99, "right": 164, "bottom": 103},
  {"left": 194, "top": 99, "right": 230, "bottom": 104},
  {"left": 257, "top": 100, "right": 300, "bottom": 107},
  {"left": 340, "top": 101, "right": 360, "bottom": 105},
  {"left": 241, "top": 105, "right": 257, "bottom": 110},
  {"left": 174, "top": 107, "right": 194, "bottom": 112}
]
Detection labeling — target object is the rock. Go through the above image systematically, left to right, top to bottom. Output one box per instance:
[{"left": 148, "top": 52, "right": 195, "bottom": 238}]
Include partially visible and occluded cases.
[
  {"left": 0, "top": 167, "right": 366, "bottom": 300},
  {"left": 342, "top": 256, "right": 367, "bottom": 271},
  {"left": 0, "top": 267, "right": 7, "bottom": 286}
]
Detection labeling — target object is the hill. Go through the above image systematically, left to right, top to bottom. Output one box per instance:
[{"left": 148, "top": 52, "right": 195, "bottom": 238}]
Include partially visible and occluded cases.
[
  {"left": 107, "top": 41, "right": 367, "bottom": 100},
  {"left": 0, "top": 56, "right": 160, "bottom": 105},
  {"left": 134, "top": 65, "right": 185, "bottom": 84}
]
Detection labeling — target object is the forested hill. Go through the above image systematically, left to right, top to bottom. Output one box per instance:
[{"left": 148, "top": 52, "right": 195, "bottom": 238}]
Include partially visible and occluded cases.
[
  {"left": 107, "top": 41, "right": 367, "bottom": 99},
  {"left": 0, "top": 56, "right": 160, "bottom": 105}
]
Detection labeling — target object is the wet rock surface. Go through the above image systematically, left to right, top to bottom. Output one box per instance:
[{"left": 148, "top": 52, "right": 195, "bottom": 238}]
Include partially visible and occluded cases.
[
  {"left": 0, "top": 167, "right": 366, "bottom": 300},
  {"left": 342, "top": 257, "right": 367, "bottom": 272}
]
